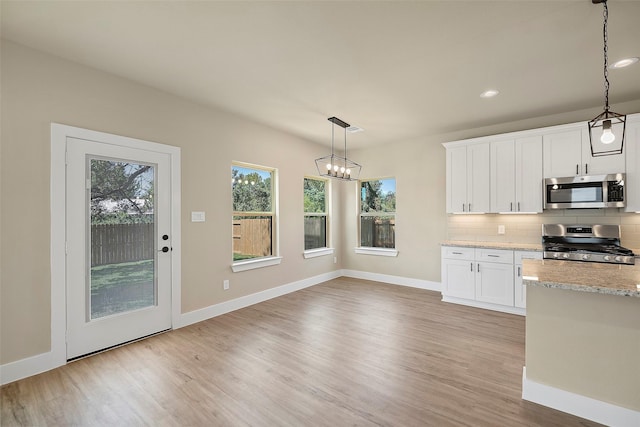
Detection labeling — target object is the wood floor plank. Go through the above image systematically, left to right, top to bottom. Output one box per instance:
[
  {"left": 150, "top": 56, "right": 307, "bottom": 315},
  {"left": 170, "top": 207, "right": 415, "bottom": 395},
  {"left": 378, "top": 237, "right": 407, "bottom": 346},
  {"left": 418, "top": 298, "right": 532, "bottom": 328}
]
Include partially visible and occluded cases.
[{"left": 1, "top": 278, "right": 603, "bottom": 426}]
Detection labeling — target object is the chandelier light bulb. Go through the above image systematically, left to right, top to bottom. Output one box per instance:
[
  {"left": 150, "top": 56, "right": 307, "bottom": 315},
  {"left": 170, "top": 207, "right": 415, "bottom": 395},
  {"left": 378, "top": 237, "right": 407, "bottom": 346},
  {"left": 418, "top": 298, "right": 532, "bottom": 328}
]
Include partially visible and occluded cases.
[
  {"left": 600, "top": 120, "right": 615, "bottom": 144},
  {"left": 326, "top": 163, "right": 332, "bottom": 170},
  {"left": 334, "top": 165, "right": 339, "bottom": 172},
  {"left": 340, "top": 167, "right": 345, "bottom": 173}
]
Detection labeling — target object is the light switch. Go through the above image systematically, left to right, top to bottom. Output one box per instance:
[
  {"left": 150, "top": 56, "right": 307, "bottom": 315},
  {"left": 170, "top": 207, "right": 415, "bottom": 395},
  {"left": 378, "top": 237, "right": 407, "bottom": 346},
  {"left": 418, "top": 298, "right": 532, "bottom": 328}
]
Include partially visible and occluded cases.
[
  {"left": 191, "top": 211, "right": 205, "bottom": 222},
  {"left": 498, "top": 225, "right": 505, "bottom": 235}
]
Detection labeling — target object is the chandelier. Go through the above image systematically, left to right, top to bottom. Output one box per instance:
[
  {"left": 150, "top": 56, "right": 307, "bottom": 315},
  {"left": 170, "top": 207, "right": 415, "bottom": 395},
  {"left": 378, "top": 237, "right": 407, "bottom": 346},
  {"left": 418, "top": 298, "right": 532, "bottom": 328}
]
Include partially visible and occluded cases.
[
  {"left": 588, "top": 0, "right": 626, "bottom": 157},
  {"left": 315, "top": 116, "right": 362, "bottom": 181}
]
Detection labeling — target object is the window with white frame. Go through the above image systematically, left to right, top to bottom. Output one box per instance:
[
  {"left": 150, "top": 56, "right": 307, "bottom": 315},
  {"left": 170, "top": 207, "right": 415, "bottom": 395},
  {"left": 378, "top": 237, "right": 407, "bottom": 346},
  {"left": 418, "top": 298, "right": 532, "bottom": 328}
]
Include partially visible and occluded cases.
[
  {"left": 232, "top": 163, "right": 276, "bottom": 262},
  {"left": 303, "top": 177, "right": 328, "bottom": 250},
  {"left": 359, "top": 178, "right": 396, "bottom": 248}
]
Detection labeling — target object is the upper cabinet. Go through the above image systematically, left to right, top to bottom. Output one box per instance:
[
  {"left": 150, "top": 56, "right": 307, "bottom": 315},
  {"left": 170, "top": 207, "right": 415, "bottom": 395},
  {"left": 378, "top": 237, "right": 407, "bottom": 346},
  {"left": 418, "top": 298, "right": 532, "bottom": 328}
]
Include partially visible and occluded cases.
[
  {"left": 624, "top": 117, "right": 640, "bottom": 212},
  {"left": 543, "top": 127, "right": 625, "bottom": 178},
  {"left": 491, "top": 136, "right": 543, "bottom": 213},
  {"left": 446, "top": 143, "right": 490, "bottom": 213}
]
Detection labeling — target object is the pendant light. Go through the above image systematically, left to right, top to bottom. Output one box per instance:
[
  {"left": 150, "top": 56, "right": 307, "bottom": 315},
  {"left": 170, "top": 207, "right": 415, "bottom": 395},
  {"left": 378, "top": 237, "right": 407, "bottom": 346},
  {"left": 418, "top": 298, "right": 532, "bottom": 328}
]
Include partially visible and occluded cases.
[
  {"left": 588, "top": 0, "right": 626, "bottom": 157},
  {"left": 315, "top": 116, "right": 362, "bottom": 181}
]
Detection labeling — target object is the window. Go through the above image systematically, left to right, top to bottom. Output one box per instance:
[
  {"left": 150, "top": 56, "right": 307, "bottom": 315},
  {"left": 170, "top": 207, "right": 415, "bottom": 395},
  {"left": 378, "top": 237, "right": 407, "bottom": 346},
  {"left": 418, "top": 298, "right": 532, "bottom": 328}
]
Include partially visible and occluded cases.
[
  {"left": 232, "top": 163, "right": 276, "bottom": 265},
  {"left": 303, "top": 177, "right": 328, "bottom": 250},
  {"left": 359, "top": 178, "right": 396, "bottom": 249}
]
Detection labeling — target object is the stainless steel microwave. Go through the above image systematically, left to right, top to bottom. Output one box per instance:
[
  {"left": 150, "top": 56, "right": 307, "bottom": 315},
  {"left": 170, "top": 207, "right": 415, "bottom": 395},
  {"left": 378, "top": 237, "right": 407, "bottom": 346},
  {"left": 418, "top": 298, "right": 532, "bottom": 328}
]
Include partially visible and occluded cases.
[{"left": 543, "top": 173, "right": 625, "bottom": 209}]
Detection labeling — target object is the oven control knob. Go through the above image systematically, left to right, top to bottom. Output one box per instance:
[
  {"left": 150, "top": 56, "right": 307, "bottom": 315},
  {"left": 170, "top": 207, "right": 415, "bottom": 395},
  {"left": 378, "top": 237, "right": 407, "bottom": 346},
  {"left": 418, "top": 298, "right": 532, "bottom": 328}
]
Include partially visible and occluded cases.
[
  {"left": 553, "top": 253, "right": 559, "bottom": 259},
  {"left": 562, "top": 253, "right": 570, "bottom": 259},
  {"left": 582, "top": 254, "right": 590, "bottom": 260},
  {"left": 604, "top": 255, "right": 611, "bottom": 261},
  {"left": 615, "top": 256, "right": 622, "bottom": 262}
]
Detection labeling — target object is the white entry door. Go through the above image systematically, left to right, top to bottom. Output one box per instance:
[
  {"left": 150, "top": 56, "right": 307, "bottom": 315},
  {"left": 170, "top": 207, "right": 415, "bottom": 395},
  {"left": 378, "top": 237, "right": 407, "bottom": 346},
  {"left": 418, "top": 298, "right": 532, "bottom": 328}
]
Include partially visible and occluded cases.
[{"left": 66, "top": 137, "right": 172, "bottom": 359}]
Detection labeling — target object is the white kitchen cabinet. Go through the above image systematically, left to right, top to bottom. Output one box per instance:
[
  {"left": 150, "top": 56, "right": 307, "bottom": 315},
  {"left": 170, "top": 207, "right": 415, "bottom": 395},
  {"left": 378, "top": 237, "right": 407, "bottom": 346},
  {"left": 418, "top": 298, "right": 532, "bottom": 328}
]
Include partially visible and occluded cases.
[
  {"left": 624, "top": 117, "right": 640, "bottom": 212},
  {"left": 543, "top": 127, "right": 625, "bottom": 178},
  {"left": 491, "top": 136, "right": 542, "bottom": 213},
  {"left": 446, "top": 143, "right": 490, "bottom": 213},
  {"left": 441, "top": 246, "right": 525, "bottom": 315},
  {"left": 475, "top": 249, "right": 514, "bottom": 306},
  {"left": 514, "top": 250, "right": 543, "bottom": 308}
]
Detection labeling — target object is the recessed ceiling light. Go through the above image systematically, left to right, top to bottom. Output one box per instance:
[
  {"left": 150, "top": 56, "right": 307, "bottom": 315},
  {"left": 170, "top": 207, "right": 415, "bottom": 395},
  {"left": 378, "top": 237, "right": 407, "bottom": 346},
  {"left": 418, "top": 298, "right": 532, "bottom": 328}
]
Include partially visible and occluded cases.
[
  {"left": 610, "top": 57, "right": 639, "bottom": 69},
  {"left": 480, "top": 89, "right": 499, "bottom": 98}
]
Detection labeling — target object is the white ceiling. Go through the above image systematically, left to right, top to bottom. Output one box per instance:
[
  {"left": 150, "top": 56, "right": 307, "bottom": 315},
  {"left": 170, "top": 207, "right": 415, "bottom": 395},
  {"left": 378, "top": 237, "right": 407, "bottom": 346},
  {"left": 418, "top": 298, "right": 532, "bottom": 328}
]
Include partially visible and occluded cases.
[{"left": 2, "top": 0, "right": 639, "bottom": 149}]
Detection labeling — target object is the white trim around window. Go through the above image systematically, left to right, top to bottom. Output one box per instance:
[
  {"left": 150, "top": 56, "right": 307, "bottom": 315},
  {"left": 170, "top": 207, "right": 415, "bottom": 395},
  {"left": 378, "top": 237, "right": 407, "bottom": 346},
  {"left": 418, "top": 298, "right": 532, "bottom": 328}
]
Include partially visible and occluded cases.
[
  {"left": 303, "top": 247, "right": 335, "bottom": 259},
  {"left": 354, "top": 247, "right": 399, "bottom": 257},
  {"left": 231, "top": 256, "right": 283, "bottom": 272}
]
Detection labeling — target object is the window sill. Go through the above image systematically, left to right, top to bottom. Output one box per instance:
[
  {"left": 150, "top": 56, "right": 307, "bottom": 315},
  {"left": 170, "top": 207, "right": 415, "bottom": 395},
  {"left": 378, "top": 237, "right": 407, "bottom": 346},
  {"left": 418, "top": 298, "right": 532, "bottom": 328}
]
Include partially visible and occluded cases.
[
  {"left": 303, "top": 247, "right": 334, "bottom": 259},
  {"left": 354, "top": 247, "right": 398, "bottom": 257},
  {"left": 231, "top": 256, "right": 282, "bottom": 272}
]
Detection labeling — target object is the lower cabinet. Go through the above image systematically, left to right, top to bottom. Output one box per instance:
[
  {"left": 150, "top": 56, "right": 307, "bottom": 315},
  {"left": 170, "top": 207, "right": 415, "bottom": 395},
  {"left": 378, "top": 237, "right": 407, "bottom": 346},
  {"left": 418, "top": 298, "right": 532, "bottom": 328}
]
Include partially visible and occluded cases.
[
  {"left": 442, "top": 246, "right": 541, "bottom": 315},
  {"left": 514, "top": 250, "right": 543, "bottom": 308}
]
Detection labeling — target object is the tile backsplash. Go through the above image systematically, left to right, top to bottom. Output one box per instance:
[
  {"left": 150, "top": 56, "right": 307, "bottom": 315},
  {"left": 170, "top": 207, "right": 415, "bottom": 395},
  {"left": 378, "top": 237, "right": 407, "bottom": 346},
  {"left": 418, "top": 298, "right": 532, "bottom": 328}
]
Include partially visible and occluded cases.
[{"left": 447, "top": 209, "right": 640, "bottom": 250}]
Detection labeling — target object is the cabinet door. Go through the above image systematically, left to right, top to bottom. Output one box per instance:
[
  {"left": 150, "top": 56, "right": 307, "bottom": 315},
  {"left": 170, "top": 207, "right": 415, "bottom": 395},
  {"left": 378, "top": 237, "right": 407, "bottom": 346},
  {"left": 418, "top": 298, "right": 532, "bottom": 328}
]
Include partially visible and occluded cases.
[
  {"left": 625, "top": 120, "right": 640, "bottom": 212},
  {"left": 581, "top": 128, "right": 625, "bottom": 175},
  {"left": 543, "top": 130, "right": 582, "bottom": 178},
  {"left": 515, "top": 135, "right": 543, "bottom": 212},
  {"left": 490, "top": 140, "right": 515, "bottom": 213},
  {"left": 467, "top": 143, "right": 491, "bottom": 213},
  {"left": 447, "top": 146, "right": 468, "bottom": 213},
  {"left": 514, "top": 251, "right": 543, "bottom": 308},
  {"left": 442, "top": 258, "right": 475, "bottom": 299},
  {"left": 475, "top": 262, "right": 514, "bottom": 306}
]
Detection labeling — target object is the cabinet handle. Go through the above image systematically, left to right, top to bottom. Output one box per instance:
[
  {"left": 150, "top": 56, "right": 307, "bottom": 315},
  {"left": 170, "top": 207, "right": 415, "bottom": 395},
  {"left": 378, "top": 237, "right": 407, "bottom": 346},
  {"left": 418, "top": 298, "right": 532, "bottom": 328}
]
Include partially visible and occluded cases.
[
  {"left": 576, "top": 164, "right": 579, "bottom": 175},
  {"left": 510, "top": 202, "right": 513, "bottom": 212},
  {"left": 518, "top": 202, "right": 520, "bottom": 212},
  {"left": 462, "top": 203, "right": 465, "bottom": 212},
  {"left": 469, "top": 203, "right": 472, "bottom": 212},
  {"left": 452, "top": 251, "right": 463, "bottom": 255},
  {"left": 487, "top": 254, "right": 500, "bottom": 257},
  {"left": 470, "top": 262, "right": 474, "bottom": 272},
  {"left": 477, "top": 263, "right": 480, "bottom": 273},
  {"left": 517, "top": 266, "right": 521, "bottom": 277}
]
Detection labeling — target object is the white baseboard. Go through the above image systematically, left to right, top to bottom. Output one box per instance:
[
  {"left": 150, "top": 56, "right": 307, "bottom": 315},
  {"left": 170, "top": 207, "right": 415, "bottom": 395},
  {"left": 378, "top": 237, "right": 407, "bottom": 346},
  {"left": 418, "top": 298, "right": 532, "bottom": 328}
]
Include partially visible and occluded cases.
[
  {"left": 341, "top": 269, "right": 441, "bottom": 292},
  {"left": 174, "top": 270, "right": 342, "bottom": 329},
  {"left": 441, "top": 295, "right": 526, "bottom": 316},
  {"left": 0, "top": 350, "right": 64, "bottom": 386},
  {"left": 522, "top": 367, "right": 640, "bottom": 427}
]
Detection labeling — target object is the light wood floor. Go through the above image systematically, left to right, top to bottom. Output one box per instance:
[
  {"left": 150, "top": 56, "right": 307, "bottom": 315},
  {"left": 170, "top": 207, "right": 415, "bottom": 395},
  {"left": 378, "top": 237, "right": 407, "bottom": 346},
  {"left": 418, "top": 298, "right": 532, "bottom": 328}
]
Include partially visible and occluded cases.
[{"left": 2, "top": 278, "right": 602, "bottom": 426}]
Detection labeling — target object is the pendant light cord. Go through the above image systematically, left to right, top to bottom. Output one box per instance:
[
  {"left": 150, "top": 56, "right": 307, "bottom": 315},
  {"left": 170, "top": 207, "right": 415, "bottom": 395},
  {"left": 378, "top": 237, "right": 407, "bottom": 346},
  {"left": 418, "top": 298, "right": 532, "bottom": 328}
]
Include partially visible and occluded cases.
[{"left": 602, "top": 0, "right": 610, "bottom": 112}]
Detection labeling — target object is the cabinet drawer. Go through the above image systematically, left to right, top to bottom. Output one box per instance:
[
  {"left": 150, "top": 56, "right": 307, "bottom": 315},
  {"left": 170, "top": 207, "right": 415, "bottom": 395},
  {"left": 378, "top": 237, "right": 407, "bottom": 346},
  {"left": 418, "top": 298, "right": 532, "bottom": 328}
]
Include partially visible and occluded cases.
[
  {"left": 442, "top": 246, "right": 475, "bottom": 260},
  {"left": 476, "top": 249, "right": 513, "bottom": 264},
  {"left": 514, "top": 250, "right": 543, "bottom": 264}
]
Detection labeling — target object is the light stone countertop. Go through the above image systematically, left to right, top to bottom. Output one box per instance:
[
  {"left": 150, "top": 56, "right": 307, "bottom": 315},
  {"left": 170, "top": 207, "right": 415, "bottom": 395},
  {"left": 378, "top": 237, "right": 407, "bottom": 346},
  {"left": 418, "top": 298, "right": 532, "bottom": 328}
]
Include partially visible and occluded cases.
[
  {"left": 441, "top": 240, "right": 543, "bottom": 252},
  {"left": 522, "top": 259, "right": 640, "bottom": 297}
]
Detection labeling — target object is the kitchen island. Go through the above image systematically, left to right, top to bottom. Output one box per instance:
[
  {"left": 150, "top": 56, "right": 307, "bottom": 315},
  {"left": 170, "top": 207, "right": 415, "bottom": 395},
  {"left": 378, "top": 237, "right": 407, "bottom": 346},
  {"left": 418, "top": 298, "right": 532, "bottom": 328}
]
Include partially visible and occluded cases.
[{"left": 522, "top": 259, "right": 640, "bottom": 427}]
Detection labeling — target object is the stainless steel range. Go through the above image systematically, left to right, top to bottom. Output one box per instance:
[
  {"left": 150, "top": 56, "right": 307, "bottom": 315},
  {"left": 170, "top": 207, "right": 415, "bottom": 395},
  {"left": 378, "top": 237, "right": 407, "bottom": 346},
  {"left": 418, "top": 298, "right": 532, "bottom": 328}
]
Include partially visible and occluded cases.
[{"left": 542, "top": 224, "right": 635, "bottom": 265}]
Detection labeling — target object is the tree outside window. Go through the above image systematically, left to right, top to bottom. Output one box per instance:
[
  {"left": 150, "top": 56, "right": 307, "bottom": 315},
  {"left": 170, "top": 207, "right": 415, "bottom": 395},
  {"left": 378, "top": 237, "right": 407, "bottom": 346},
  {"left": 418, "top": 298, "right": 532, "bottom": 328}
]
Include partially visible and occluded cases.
[
  {"left": 232, "top": 164, "right": 275, "bottom": 261},
  {"left": 304, "top": 177, "right": 328, "bottom": 250},
  {"left": 360, "top": 178, "right": 396, "bottom": 248}
]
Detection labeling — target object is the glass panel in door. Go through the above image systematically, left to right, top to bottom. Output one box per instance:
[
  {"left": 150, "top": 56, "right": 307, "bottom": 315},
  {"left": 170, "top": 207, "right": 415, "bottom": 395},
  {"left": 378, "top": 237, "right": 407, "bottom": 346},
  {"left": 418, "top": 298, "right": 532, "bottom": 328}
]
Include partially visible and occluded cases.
[{"left": 89, "top": 159, "right": 156, "bottom": 319}]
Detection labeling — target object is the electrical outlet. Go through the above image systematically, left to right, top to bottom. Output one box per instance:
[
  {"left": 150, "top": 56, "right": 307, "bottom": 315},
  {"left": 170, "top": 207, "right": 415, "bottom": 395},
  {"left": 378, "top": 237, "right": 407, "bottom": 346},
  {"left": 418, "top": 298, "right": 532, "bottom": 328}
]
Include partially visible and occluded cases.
[
  {"left": 498, "top": 225, "right": 506, "bottom": 235},
  {"left": 333, "top": 257, "right": 337, "bottom": 264},
  {"left": 223, "top": 280, "right": 229, "bottom": 290}
]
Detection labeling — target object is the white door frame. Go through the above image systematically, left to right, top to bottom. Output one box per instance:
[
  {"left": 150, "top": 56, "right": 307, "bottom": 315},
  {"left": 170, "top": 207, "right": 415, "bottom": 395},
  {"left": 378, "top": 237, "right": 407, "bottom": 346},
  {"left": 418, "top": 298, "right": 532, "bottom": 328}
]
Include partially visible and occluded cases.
[{"left": 50, "top": 123, "right": 181, "bottom": 367}]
